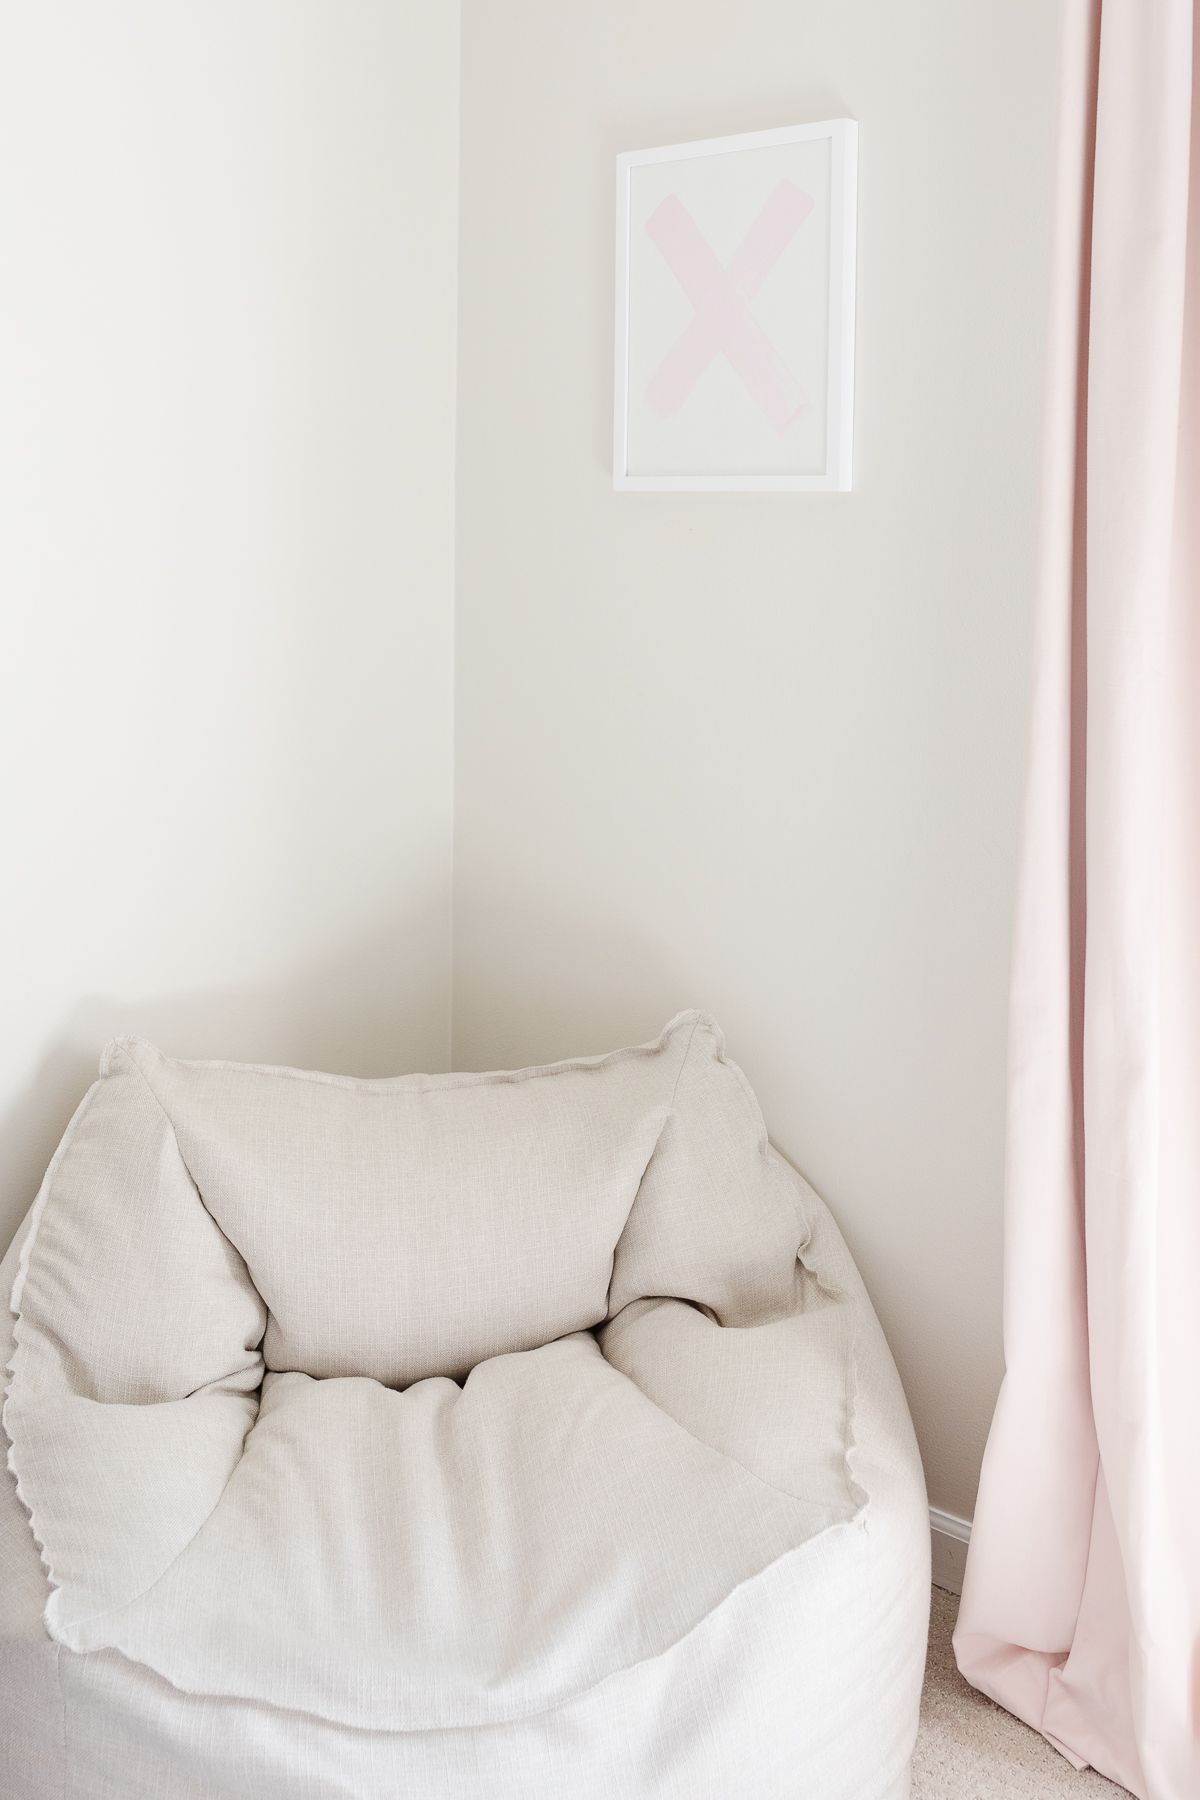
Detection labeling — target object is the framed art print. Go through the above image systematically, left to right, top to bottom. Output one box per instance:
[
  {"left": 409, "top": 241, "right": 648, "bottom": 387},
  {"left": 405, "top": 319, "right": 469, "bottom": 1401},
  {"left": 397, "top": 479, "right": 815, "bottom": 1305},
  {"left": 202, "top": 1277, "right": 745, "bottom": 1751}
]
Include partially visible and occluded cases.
[{"left": 613, "top": 120, "right": 858, "bottom": 492}]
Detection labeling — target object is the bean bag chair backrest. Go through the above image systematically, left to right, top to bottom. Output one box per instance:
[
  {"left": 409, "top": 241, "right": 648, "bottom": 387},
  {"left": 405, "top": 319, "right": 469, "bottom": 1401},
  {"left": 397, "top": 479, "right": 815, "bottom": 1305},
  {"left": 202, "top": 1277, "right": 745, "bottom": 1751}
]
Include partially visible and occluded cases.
[{"left": 30, "top": 1009, "right": 802, "bottom": 1393}]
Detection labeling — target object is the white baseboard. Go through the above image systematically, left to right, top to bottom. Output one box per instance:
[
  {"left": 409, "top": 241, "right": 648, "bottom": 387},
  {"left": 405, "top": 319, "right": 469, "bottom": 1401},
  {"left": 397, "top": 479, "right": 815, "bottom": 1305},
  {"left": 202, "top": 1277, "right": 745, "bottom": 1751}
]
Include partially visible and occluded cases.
[{"left": 930, "top": 1507, "right": 971, "bottom": 1595}]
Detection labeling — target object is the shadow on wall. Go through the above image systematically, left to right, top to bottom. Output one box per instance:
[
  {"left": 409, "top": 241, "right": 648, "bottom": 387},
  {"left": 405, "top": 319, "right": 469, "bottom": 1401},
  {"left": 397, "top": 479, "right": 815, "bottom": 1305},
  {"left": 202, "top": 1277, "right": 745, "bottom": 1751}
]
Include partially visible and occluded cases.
[
  {"left": 448, "top": 879, "right": 888, "bottom": 1289},
  {"left": 449, "top": 881, "right": 704, "bottom": 1074},
  {"left": 0, "top": 896, "right": 451, "bottom": 1257}
]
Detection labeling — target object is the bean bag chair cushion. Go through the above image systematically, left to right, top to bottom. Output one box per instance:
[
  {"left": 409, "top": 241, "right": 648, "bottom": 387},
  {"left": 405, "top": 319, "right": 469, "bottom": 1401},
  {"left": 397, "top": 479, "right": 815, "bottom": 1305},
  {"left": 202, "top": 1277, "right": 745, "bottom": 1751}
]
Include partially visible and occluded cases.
[{"left": 1, "top": 1011, "right": 928, "bottom": 1797}]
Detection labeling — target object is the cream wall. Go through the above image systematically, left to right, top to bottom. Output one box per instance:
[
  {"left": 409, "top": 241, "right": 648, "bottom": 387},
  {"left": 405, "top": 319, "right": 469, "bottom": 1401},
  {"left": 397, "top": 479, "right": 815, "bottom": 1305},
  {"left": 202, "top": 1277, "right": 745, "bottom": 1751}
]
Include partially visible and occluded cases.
[
  {"left": 0, "top": 0, "right": 1059, "bottom": 1520},
  {"left": 453, "top": 0, "right": 1060, "bottom": 1518},
  {"left": 0, "top": 2, "right": 460, "bottom": 1254}
]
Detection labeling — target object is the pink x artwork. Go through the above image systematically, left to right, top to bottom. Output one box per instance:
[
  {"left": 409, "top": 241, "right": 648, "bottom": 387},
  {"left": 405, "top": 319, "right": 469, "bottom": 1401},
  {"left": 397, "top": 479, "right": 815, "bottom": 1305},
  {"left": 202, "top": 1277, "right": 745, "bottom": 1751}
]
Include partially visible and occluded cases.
[{"left": 644, "top": 178, "right": 814, "bottom": 434}]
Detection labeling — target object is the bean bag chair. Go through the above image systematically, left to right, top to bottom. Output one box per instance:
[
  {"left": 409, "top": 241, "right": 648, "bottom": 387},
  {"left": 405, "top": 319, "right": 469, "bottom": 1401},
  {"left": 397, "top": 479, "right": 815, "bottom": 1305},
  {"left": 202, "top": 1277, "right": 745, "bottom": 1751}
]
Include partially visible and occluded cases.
[{"left": 1, "top": 1011, "right": 928, "bottom": 1798}]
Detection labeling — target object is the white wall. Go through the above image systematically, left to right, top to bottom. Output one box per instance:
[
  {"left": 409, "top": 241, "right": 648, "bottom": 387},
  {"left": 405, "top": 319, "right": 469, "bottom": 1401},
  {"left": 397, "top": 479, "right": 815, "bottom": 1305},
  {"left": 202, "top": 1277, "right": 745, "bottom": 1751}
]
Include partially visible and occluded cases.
[
  {"left": 0, "top": 0, "right": 1060, "bottom": 1520},
  {"left": 453, "top": 0, "right": 1060, "bottom": 1518},
  {"left": 0, "top": 1, "right": 460, "bottom": 1254}
]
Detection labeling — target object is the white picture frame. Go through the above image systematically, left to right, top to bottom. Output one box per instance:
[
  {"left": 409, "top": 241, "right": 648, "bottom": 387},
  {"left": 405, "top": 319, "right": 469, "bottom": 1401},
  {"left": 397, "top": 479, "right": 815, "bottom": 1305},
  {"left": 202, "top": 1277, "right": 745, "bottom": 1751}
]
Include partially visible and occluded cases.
[{"left": 613, "top": 120, "right": 858, "bottom": 493}]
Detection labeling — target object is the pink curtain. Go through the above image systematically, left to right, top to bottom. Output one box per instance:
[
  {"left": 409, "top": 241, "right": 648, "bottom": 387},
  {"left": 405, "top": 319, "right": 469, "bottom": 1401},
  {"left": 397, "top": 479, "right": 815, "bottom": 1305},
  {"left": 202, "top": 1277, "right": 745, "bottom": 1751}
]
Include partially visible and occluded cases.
[{"left": 954, "top": 2, "right": 1200, "bottom": 1795}]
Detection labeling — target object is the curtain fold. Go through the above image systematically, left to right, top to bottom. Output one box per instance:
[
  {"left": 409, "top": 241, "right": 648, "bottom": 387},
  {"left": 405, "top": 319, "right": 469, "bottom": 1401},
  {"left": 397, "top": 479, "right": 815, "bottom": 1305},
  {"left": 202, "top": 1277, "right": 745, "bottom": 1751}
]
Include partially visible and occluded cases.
[{"left": 954, "top": 3, "right": 1200, "bottom": 1795}]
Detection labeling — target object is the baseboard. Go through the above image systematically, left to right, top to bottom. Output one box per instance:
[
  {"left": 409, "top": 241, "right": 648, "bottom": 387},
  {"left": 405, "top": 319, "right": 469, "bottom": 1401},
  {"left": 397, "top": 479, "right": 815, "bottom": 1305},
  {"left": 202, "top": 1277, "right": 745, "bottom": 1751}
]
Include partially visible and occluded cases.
[{"left": 930, "top": 1507, "right": 971, "bottom": 1595}]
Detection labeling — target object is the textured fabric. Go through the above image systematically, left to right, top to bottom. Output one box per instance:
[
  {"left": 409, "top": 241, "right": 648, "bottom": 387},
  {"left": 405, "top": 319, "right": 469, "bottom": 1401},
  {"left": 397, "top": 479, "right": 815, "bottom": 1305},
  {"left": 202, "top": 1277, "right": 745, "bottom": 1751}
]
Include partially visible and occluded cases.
[
  {"left": 954, "top": 7, "right": 1200, "bottom": 1799},
  {"left": 3, "top": 1012, "right": 929, "bottom": 1796},
  {"left": 110, "top": 1025, "right": 695, "bottom": 1387}
]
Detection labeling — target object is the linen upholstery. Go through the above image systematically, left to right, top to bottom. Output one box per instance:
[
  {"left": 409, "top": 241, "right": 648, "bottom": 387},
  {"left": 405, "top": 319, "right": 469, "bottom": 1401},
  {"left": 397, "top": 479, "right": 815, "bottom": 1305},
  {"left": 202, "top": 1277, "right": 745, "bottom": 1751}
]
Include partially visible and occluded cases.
[
  {"left": 2, "top": 1012, "right": 929, "bottom": 1797},
  {"left": 115, "top": 1027, "right": 693, "bottom": 1387}
]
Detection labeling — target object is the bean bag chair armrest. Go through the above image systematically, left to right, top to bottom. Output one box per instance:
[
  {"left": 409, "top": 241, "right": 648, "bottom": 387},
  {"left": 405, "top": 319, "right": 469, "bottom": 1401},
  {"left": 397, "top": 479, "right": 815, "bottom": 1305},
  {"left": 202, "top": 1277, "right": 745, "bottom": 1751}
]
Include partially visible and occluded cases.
[
  {"left": 3, "top": 1045, "right": 265, "bottom": 1642},
  {"left": 600, "top": 1155, "right": 865, "bottom": 1529}
]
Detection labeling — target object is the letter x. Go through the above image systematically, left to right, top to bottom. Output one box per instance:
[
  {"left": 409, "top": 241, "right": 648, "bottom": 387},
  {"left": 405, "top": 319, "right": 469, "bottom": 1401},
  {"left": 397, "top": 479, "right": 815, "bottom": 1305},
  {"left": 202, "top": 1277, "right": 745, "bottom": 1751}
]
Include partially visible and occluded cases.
[{"left": 644, "top": 179, "right": 813, "bottom": 433}]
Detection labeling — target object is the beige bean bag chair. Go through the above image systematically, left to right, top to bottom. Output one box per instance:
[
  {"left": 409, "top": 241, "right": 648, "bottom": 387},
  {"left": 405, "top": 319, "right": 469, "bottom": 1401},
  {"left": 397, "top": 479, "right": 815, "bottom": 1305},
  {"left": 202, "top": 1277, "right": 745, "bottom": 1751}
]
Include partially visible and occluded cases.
[{"left": 1, "top": 1012, "right": 928, "bottom": 1798}]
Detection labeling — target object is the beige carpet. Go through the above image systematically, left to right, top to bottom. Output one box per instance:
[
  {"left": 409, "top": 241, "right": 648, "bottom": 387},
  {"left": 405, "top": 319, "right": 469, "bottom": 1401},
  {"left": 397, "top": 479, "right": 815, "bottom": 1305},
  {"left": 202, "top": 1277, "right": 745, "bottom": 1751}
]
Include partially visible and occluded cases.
[{"left": 911, "top": 1587, "right": 1131, "bottom": 1798}]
